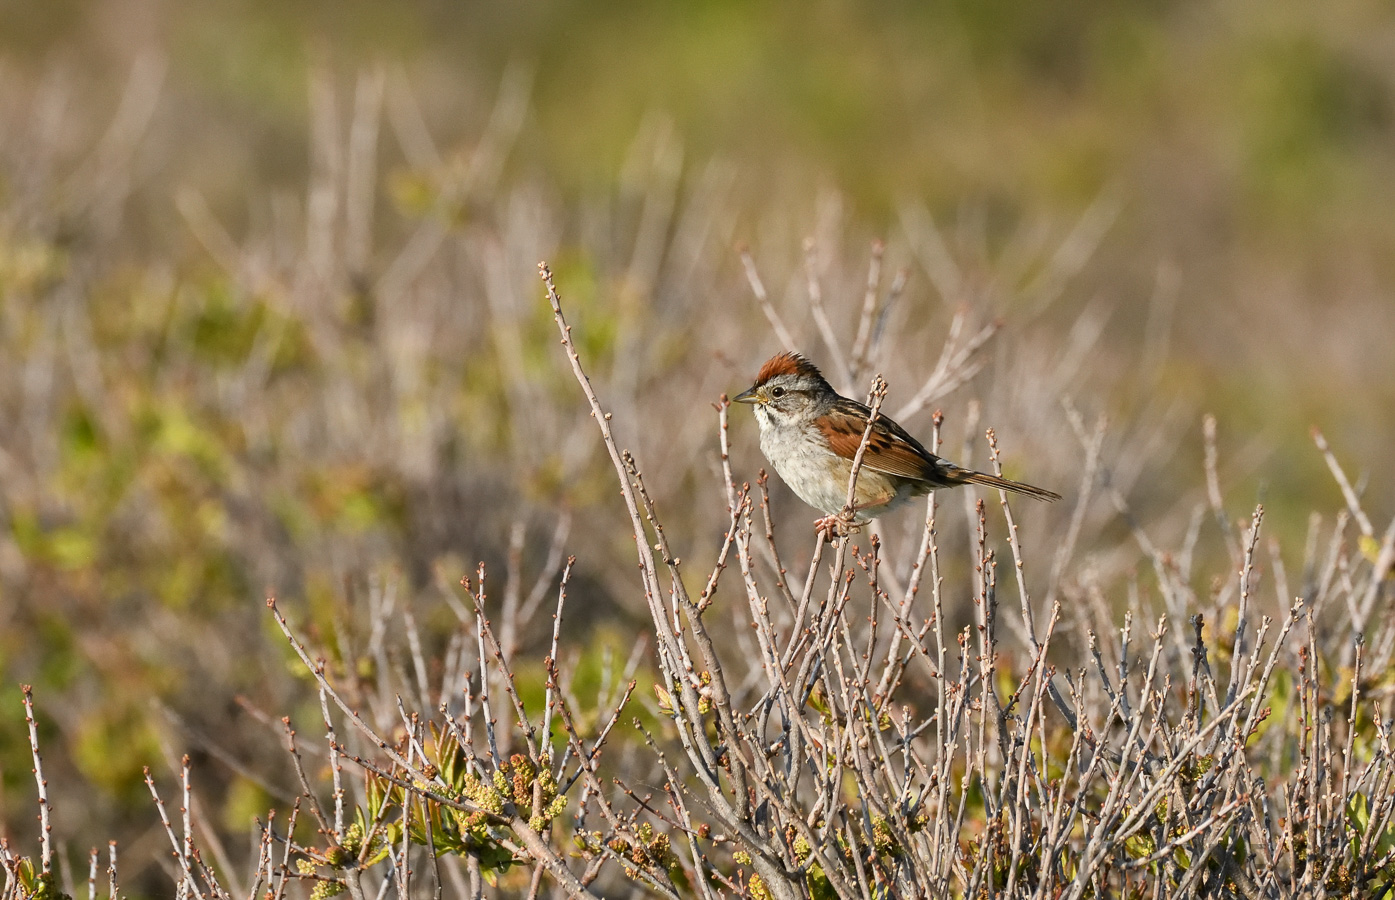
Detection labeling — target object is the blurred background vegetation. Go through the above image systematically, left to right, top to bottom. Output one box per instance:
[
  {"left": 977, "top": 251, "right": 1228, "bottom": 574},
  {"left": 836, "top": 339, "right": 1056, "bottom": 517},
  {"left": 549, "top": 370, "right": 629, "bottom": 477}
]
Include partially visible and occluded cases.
[{"left": 1, "top": 0, "right": 1393, "bottom": 893}]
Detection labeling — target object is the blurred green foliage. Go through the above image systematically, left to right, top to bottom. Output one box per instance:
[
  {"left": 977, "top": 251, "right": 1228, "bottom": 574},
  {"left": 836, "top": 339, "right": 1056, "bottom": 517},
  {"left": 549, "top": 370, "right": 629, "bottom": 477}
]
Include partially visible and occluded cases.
[{"left": 5, "top": 0, "right": 1390, "bottom": 238}]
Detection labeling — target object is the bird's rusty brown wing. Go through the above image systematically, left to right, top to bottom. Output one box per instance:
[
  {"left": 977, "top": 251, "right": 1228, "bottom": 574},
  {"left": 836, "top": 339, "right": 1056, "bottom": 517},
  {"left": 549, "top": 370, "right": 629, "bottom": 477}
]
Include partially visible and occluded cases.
[{"left": 816, "top": 402, "right": 940, "bottom": 481}]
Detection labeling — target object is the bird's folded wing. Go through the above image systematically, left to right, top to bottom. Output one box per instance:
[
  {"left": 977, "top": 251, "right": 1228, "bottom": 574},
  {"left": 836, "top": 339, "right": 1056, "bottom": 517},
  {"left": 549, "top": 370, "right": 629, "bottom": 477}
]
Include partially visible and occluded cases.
[{"left": 817, "top": 408, "right": 936, "bottom": 481}]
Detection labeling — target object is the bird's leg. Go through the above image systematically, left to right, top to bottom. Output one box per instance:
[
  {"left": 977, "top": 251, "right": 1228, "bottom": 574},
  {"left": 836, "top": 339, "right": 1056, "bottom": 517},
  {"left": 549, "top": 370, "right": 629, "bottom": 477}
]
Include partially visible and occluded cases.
[
  {"left": 812, "top": 478, "right": 902, "bottom": 543},
  {"left": 814, "top": 492, "right": 898, "bottom": 542},
  {"left": 815, "top": 500, "right": 887, "bottom": 542},
  {"left": 813, "top": 513, "right": 857, "bottom": 542}
]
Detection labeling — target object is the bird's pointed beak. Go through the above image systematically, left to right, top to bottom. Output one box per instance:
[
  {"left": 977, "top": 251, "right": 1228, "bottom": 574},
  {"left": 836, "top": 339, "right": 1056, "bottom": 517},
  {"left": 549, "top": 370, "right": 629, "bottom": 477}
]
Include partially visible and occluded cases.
[{"left": 733, "top": 387, "right": 760, "bottom": 405}]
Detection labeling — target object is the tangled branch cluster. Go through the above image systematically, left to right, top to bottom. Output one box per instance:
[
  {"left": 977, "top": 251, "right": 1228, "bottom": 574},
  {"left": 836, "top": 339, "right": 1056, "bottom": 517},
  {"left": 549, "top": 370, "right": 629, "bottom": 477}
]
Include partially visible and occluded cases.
[{"left": 5, "top": 257, "right": 1394, "bottom": 900}]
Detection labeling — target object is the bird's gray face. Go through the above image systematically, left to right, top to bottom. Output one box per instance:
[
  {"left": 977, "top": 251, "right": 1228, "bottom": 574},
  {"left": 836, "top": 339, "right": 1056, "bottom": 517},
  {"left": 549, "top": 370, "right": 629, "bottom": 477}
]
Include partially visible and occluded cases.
[{"left": 733, "top": 373, "right": 822, "bottom": 430}]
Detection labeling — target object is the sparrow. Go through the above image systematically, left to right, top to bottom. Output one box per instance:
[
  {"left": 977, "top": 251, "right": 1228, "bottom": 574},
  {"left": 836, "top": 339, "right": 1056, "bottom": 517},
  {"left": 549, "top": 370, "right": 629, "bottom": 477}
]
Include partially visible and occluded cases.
[{"left": 734, "top": 352, "right": 1060, "bottom": 535}]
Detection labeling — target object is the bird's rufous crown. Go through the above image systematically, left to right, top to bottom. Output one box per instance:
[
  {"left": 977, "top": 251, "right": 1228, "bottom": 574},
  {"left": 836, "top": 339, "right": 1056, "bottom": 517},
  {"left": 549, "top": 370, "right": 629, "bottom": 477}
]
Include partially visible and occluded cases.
[{"left": 753, "top": 352, "right": 826, "bottom": 387}]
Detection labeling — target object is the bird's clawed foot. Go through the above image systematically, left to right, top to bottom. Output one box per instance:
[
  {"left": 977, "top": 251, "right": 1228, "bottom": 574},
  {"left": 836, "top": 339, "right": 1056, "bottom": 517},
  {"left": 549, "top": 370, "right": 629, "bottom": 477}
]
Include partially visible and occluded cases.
[{"left": 814, "top": 509, "right": 861, "bottom": 543}]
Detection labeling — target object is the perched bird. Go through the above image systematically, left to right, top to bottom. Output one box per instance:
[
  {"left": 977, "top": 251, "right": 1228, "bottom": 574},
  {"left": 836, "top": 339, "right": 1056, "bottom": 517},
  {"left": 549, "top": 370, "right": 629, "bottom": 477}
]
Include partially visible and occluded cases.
[{"left": 734, "top": 352, "right": 1060, "bottom": 536}]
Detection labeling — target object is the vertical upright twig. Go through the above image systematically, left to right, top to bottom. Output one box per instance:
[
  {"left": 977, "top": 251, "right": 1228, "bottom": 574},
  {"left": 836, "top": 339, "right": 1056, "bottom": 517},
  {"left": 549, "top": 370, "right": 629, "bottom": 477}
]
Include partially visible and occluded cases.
[{"left": 22, "top": 687, "right": 52, "bottom": 873}]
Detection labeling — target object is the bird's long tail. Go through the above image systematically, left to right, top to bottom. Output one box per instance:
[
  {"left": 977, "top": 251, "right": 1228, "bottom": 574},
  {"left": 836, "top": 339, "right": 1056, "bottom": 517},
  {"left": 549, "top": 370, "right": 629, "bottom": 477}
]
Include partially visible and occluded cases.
[{"left": 955, "top": 469, "right": 1062, "bottom": 502}]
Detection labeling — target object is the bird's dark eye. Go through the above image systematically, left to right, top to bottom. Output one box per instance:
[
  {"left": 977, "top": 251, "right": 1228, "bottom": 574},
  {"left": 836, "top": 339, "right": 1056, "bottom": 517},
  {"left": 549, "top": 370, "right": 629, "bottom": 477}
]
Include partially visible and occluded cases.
[{"left": 770, "top": 386, "right": 786, "bottom": 398}]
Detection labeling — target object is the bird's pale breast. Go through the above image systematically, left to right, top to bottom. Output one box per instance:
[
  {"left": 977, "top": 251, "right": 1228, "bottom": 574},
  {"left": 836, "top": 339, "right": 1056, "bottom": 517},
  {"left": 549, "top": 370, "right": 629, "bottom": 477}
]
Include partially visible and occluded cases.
[{"left": 757, "top": 414, "right": 920, "bottom": 521}]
